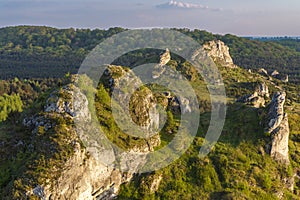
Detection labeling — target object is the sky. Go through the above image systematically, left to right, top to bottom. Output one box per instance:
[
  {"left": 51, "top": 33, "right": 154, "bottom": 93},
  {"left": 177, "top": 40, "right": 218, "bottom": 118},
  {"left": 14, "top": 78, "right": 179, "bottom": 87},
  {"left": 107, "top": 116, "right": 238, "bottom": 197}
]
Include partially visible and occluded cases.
[{"left": 1, "top": 0, "right": 300, "bottom": 36}]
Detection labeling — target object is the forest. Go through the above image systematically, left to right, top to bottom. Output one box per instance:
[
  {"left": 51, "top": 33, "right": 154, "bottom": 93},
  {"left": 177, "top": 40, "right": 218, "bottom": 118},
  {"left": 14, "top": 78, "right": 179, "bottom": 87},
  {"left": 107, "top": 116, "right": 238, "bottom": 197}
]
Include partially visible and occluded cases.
[{"left": 0, "top": 26, "right": 299, "bottom": 83}]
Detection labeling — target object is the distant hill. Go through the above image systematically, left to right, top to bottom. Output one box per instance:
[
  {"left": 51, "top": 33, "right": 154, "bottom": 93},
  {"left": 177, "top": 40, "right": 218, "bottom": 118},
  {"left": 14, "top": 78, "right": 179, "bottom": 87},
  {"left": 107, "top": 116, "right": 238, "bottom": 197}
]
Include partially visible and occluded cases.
[
  {"left": 0, "top": 26, "right": 299, "bottom": 83},
  {"left": 249, "top": 36, "right": 300, "bottom": 52}
]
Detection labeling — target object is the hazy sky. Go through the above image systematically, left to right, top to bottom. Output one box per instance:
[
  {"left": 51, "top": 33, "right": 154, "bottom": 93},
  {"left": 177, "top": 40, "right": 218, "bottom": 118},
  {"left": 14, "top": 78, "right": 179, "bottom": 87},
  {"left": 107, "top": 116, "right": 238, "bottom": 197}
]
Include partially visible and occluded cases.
[{"left": 1, "top": 0, "right": 300, "bottom": 36}]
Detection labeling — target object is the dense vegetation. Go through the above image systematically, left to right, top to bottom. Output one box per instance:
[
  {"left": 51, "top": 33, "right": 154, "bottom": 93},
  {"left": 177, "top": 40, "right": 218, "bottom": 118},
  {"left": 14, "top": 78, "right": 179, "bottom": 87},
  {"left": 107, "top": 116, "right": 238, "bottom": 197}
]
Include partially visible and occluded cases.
[
  {"left": 0, "top": 26, "right": 299, "bottom": 83},
  {"left": 0, "top": 26, "right": 300, "bottom": 199},
  {"left": 0, "top": 26, "right": 124, "bottom": 79},
  {"left": 251, "top": 37, "right": 300, "bottom": 52}
]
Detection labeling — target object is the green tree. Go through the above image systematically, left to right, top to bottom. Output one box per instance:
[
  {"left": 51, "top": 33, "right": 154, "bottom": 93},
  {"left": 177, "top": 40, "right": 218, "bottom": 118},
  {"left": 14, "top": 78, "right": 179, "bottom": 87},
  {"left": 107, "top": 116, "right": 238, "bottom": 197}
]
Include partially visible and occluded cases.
[{"left": 0, "top": 94, "right": 23, "bottom": 122}]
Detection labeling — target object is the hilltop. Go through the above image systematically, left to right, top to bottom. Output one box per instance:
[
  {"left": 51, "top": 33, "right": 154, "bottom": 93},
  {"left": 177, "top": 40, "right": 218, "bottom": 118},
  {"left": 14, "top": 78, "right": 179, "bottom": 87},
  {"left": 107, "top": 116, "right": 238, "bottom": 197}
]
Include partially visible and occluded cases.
[
  {"left": 0, "top": 26, "right": 299, "bottom": 83},
  {"left": 0, "top": 33, "right": 299, "bottom": 199}
]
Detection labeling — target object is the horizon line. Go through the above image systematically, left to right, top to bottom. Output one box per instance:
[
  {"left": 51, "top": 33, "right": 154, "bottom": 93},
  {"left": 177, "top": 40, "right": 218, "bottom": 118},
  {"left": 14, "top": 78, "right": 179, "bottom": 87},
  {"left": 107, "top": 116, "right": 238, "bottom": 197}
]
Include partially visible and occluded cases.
[{"left": 1, "top": 24, "right": 300, "bottom": 38}]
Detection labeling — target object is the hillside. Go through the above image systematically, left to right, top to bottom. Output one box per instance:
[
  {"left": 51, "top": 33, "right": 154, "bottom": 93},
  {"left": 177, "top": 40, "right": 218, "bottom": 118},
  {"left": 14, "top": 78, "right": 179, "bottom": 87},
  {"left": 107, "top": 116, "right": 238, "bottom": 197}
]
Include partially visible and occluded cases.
[
  {"left": 0, "top": 26, "right": 299, "bottom": 83},
  {"left": 0, "top": 34, "right": 299, "bottom": 199}
]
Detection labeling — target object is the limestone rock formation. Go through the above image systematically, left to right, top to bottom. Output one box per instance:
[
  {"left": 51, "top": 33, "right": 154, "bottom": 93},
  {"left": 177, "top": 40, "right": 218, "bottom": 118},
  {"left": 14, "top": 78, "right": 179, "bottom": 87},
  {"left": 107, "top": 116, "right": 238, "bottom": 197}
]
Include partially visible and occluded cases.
[
  {"left": 203, "top": 40, "right": 237, "bottom": 68},
  {"left": 152, "top": 48, "right": 171, "bottom": 79},
  {"left": 159, "top": 48, "right": 171, "bottom": 67},
  {"left": 104, "top": 65, "right": 161, "bottom": 135},
  {"left": 258, "top": 68, "right": 269, "bottom": 77},
  {"left": 271, "top": 70, "right": 289, "bottom": 83},
  {"left": 271, "top": 70, "right": 280, "bottom": 77},
  {"left": 23, "top": 77, "right": 163, "bottom": 199},
  {"left": 237, "top": 82, "right": 269, "bottom": 108},
  {"left": 256, "top": 82, "right": 270, "bottom": 98},
  {"left": 24, "top": 84, "right": 122, "bottom": 200},
  {"left": 45, "top": 84, "right": 91, "bottom": 120},
  {"left": 265, "top": 91, "right": 290, "bottom": 165},
  {"left": 162, "top": 92, "right": 192, "bottom": 115},
  {"left": 265, "top": 92, "right": 286, "bottom": 134}
]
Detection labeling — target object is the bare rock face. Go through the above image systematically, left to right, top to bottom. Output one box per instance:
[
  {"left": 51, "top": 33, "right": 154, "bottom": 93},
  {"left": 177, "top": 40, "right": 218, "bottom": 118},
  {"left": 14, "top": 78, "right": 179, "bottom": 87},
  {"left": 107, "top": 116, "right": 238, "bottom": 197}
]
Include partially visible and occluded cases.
[
  {"left": 203, "top": 40, "right": 237, "bottom": 68},
  {"left": 152, "top": 48, "right": 171, "bottom": 79},
  {"left": 159, "top": 48, "right": 171, "bottom": 67},
  {"left": 104, "top": 65, "right": 161, "bottom": 135},
  {"left": 258, "top": 68, "right": 269, "bottom": 77},
  {"left": 271, "top": 70, "right": 280, "bottom": 77},
  {"left": 24, "top": 79, "right": 163, "bottom": 200},
  {"left": 237, "top": 82, "right": 269, "bottom": 108},
  {"left": 256, "top": 82, "right": 270, "bottom": 98},
  {"left": 24, "top": 84, "right": 123, "bottom": 200},
  {"left": 45, "top": 84, "right": 91, "bottom": 121},
  {"left": 265, "top": 91, "right": 290, "bottom": 165},
  {"left": 265, "top": 92, "right": 286, "bottom": 134},
  {"left": 238, "top": 94, "right": 266, "bottom": 108},
  {"left": 269, "top": 113, "right": 290, "bottom": 165},
  {"left": 44, "top": 147, "right": 123, "bottom": 200},
  {"left": 139, "top": 173, "right": 163, "bottom": 194},
  {"left": 149, "top": 174, "right": 163, "bottom": 193}
]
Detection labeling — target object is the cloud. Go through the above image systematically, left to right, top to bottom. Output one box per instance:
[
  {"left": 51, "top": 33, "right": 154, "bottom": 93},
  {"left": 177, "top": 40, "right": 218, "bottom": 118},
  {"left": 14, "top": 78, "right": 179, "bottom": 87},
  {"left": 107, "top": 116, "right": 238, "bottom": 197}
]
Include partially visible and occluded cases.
[{"left": 156, "top": 1, "right": 208, "bottom": 9}]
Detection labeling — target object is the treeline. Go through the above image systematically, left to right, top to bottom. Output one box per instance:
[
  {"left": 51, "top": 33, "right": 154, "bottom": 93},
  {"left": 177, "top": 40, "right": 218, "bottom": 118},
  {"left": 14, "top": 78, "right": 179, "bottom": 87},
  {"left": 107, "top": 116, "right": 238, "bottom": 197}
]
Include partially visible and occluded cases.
[
  {"left": 0, "top": 26, "right": 299, "bottom": 83},
  {"left": 0, "top": 26, "right": 125, "bottom": 79},
  {"left": 251, "top": 37, "right": 300, "bottom": 52}
]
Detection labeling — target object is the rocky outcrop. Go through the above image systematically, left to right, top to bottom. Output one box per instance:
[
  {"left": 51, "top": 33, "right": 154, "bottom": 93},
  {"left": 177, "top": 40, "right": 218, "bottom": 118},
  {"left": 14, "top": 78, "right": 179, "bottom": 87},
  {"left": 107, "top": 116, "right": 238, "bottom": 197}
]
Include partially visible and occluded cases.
[
  {"left": 203, "top": 40, "right": 237, "bottom": 68},
  {"left": 152, "top": 48, "right": 171, "bottom": 79},
  {"left": 159, "top": 48, "right": 171, "bottom": 67},
  {"left": 104, "top": 65, "right": 161, "bottom": 135},
  {"left": 258, "top": 68, "right": 269, "bottom": 77},
  {"left": 258, "top": 69, "right": 289, "bottom": 83},
  {"left": 271, "top": 70, "right": 289, "bottom": 83},
  {"left": 271, "top": 70, "right": 280, "bottom": 77},
  {"left": 23, "top": 76, "right": 163, "bottom": 199},
  {"left": 237, "top": 82, "right": 269, "bottom": 108},
  {"left": 256, "top": 82, "right": 270, "bottom": 98},
  {"left": 24, "top": 84, "right": 123, "bottom": 200},
  {"left": 45, "top": 84, "right": 91, "bottom": 120},
  {"left": 265, "top": 91, "right": 290, "bottom": 165},
  {"left": 265, "top": 92, "right": 286, "bottom": 134},
  {"left": 269, "top": 113, "right": 290, "bottom": 165},
  {"left": 44, "top": 147, "right": 123, "bottom": 200}
]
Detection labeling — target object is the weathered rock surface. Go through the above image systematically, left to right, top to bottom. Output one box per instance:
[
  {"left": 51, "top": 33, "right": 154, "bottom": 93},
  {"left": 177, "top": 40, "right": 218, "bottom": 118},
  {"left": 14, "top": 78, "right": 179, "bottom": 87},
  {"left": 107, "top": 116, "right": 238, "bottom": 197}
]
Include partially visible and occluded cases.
[
  {"left": 203, "top": 40, "right": 237, "bottom": 68},
  {"left": 152, "top": 48, "right": 171, "bottom": 79},
  {"left": 159, "top": 48, "right": 171, "bottom": 67},
  {"left": 104, "top": 65, "right": 161, "bottom": 136},
  {"left": 258, "top": 68, "right": 269, "bottom": 77},
  {"left": 271, "top": 70, "right": 289, "bottom": 83},
  {"left": 24, "top": 78, "right": 163, "bottom": 200},
  {"left": 237, "top": 82, "right": 269, "bottom": 108},
  {"left": 256, "top": 82, "right": 270, "bottom": 98},
  {"left": 24, "top": 84, "right": 122, "bottom": 200},
  {"left": 265, "top": 91, "right": 290, "bottom": 165},
  {"left": 265, "top": 92, "right": 286, "bottom": 134},
  {"left": 269, "top": 113, "right": 290, "bottom": 165},
  {"left": 44, "top": 147, "right": 123, "bottom": 200}
]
